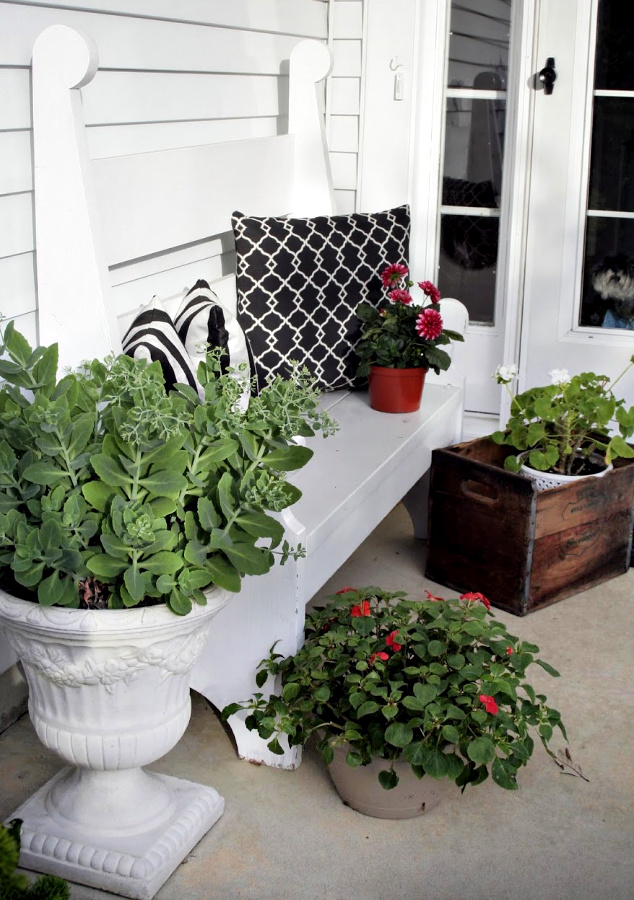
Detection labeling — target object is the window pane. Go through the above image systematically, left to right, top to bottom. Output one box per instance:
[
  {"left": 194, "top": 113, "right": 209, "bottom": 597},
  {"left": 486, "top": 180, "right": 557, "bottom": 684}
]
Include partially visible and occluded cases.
[
  {"left": 447, "top": 0, "right": 511, "bottom": 90},
  {"left": 594, "top": 0, "right": 634, "bottom": 91},
  {"left": 588, "top": 97, "right": 634, "bottom": 213},
  {"left": 444, "top": 98, "right": 506, "bottom": 195},
  {"left": 438, "top": 215, "right": 499, "bottom": 324},
  {"left": 580, "top": 216, "right": 634, "bottom": 328}
]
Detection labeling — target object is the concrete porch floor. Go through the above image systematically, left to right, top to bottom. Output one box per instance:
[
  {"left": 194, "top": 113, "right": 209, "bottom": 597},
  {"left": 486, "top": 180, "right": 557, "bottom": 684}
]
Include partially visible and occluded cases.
[{"left": 1, "top": 504, "right": 633, "bottom": 900}]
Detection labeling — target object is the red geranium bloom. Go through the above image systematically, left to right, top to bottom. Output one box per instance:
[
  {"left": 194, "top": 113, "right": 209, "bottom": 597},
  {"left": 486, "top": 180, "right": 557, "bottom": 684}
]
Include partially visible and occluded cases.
[
  {"left": 381, "top": 263, "right": 409, "bottom": 288},
  {"left": 418, "top": 280, "right": 441, "bottom": 304},
  {"left": 388, "top": 288, "right": 413, "bottom": 305},
  {"left": 415, "top": 308, "right": 443, "bottom": 340},
  {"left": 336, "top": 587, "right": 356, "bottom": 594},
  {"left": 425, "top": 590, "right": 444, "bottom": 602},
  {"left": 460, "top": 591, "right": 491, "bottom": 611},
  {"left": 351, "top": 600, "right": 371, "bottom": 617},
  {"left": 385, "top": 631, "right": 402, "bottom": 651},
  {"left": 506, "top": 646, "right": 514, "bottom": 655},
  {"left": 370, "top": 651, "right": 389, "bottom": 665},
  {"left": 479, "top": 694, "right": 498, "bottom": 715}
]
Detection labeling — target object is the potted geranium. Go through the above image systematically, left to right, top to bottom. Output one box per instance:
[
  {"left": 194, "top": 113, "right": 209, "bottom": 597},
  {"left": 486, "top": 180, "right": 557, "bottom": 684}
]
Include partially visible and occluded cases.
[
  {"left": 355, "top": 264, "right": 464, "bottom": 413},
  {"left": 0, "top": 321, "right": 335, "bottom": 897},
  {"left": 491, "top": 359, "right": 634, "bottom": 488},
  {"left": 222, "top": 586, "right": 566, "bottom": 819}
]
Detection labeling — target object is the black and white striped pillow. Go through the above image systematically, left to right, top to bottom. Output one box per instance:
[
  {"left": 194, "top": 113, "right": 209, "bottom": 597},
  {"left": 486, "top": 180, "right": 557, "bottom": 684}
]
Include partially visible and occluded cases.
[
  {"left": 174, "top": 279, "right": 251, "bottom": 407},
  {"left": 122, "top": 297, "right": 199, "bottom": 394}
]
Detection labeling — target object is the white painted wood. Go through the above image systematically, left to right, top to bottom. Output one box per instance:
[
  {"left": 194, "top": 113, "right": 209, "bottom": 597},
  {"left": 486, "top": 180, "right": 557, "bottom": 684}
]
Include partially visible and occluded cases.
[
  {"left": 6, "top": 0, "right": 328, "bottom": 36},
  {"left": 332, "top": 0, "right": 363, "bottom": 38},
  {"left": 0, "top": 3, "right": 307, "bottom": 72},
  {"left": 31, "top": 24, "right": 120, "bottom": 363},
  {"left": 331, "top": 38, "right": 363, "bottom": 77},
  {"left": 288, "top": 39, "right": 335, "bottom": 215},
  {"left": 0, "top": 69, "right": 31, "bottom": 130},
  {"left": 81, "top": 72, "right": 285, "bottom": 126},
  {"left": 330, "top": 77, "right": 361, "bottom": 114},
  {"left": 328, "top": 114, "right": 359, "bottom": 152},
  {"left": 0, "top": 132, "right": 32, "bottom": 194},
  {"left": 330, "top": 151, "right": 358, "bottom": 190},
  {"left": 333, "top": 188, "right": 356, "bottom": 213},
  {"left": 0, "top": 193, "right": 33, "bottom": 257},
  {"left": 0, "top": 254, "right": 36, "bottom": 317}
]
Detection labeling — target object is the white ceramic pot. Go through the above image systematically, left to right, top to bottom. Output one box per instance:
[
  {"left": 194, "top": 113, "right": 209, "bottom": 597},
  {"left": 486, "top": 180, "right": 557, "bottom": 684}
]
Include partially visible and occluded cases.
[
  {"left": 520, "top": 454, "right": 612, "bottom": 491},
  {"left": 0, "top": 588, "right": 230, "bottom": 900},
  {"left": 327, "top": 746, "right": 452, "bottom": 819}
]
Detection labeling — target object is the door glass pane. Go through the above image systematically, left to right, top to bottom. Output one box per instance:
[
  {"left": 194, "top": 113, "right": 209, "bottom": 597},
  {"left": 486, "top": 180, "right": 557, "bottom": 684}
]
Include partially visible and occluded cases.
[
  {"left": 440, "top": 0, "right": 512, "bottom": 325},
  {"left": 579, "top": 0, "right": 634, "bottom": 329}
]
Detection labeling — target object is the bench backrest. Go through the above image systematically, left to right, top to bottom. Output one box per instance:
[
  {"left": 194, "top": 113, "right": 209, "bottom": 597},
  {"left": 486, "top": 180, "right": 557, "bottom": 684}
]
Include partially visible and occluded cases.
[{"left": 31, "top": 25, "right": 334, "bottom": 371}]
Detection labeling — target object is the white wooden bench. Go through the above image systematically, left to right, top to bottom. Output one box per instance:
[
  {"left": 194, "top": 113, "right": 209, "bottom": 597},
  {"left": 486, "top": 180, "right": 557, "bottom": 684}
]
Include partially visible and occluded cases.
[{"left": 28, "top": 24, "right": 467, "bottom": 768}]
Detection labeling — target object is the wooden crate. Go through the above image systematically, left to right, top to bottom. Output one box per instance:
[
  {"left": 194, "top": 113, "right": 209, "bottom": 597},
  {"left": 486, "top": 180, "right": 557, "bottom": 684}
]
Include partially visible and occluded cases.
[{"left": 425, "top": 437, "right": 634, "bottom": 615}]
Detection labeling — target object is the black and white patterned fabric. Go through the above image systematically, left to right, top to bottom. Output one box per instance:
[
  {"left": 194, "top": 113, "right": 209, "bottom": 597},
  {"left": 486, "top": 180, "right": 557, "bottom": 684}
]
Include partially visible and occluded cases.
[
  {"left": 232, "top": 205, "right": 410, "bottom": 392},
  {"left": 174, "top": 279, "right": 251, "bottom": 408},
  {"left": 122, "top": 296, "right": 199, "bottom": 393}
]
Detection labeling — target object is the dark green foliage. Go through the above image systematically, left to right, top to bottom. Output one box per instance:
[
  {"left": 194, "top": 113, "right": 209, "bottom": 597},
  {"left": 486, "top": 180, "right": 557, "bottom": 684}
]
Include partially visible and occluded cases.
[
  {"left": 0, "top": 321, "right": 336, "bottom": 614},
  {"left": 223, "top": 587, "right": 567, "bottom": 791},
  {"left": 0, "top": 820, "right": 69, "bottom": 900}
]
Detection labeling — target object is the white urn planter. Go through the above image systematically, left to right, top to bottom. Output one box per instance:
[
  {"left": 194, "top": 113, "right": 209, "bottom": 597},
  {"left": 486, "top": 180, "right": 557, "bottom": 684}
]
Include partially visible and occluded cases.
[{"left": 0, "top": 587, "right": 230, "bottom": 900}]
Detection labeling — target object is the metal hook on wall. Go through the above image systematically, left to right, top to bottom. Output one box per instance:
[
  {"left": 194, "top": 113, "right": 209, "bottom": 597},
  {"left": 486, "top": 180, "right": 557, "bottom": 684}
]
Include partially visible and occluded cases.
[{"left": 389, "top": 55, "right": 403, "bottom": 72}]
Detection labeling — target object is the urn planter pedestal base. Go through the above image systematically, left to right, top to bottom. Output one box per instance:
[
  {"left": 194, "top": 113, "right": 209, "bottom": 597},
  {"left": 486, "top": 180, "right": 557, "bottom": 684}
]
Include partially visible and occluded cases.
[
  {"left": 0, "top": 589, "right": 230, "bottom": 900},
  {"left": 11, "top": 768, "right": 224, "bottom": 900}
]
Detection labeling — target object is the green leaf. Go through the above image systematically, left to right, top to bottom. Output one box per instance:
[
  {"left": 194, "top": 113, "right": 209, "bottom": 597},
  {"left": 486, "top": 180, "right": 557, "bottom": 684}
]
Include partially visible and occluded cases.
[
  {"left": 67, "top": 415, "right": 95, "bottom": 459},
  {"left": 260, "top": 445, "right": 314, "bottom": 472},
  {"left": 91, "top": 454, "right": 132, "bottom": 488},
  {"left": 22, "top": 461, "right": 69, "bottom": 485},
  {"left": 139, "top": 469, "right": 188, "bottom": 499},
  {"left": 217, "top": 471, "right": 236, "bottom": 519},
  {"left": 82, "top": 481, "right": 117, "bottom": 512},
  {"left": 197, "top": 497, "right": 220, "bottom": 531},
  {"left": 235, "top": 511, "right": 284, "bottom": 547},
  {"left": 100, "top": 534, "right": 132, "bottom": 560},
  {"left": 223, "top": 542, "right": 272, "bottom": 576},
  {"left": 140, "top": 551, "right": 183, "bottom": 575},
  {"left": 86, "top": 553, "right": 127, "bottom": 578},
  {"left": 206, "top": 555, "right": 242, "bottom": 592},
  {"left": 123, "top": 564, "right": 151, "bottom": 603},
  {"left": 37, "top": 570, "right": 66, "bottom": 607},
  {"left": 427, "top": 640, "right": 446, "bottom": 656},
  {"left": 282, "top": 682, "right": 301, "bottom": 703},
  {"left": 413, "top": 683, "right": 437, "bottom": 705},
  {"left": 313, "top": 686, "right": 331, "bottom": 703},
  {"left": 356, "top": 700, "right": 380, "bottom": 717},
  {"left": 384, "top": 722, "right": 414, "bottom": 748},
  {"left": 441, "top": 724, "right": 461, "bottom": 744},
  {"left": 467, "top": 736, "right": 496, "bottom": 766},
  {"left": 268, "top": 738, "right": 284, "bottom": 755},
  {"left": 424, "top": 748, "right": 449, "bottom": 780},
  {"left": 492, "top": 757, "right": 518, "bottom": 790},
  {"left": 378, "top": 768, "right": 399, "bottom": 790}
]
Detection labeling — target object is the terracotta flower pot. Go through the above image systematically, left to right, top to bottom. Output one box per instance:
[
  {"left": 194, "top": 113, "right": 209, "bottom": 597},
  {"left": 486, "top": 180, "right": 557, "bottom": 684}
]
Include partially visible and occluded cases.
[
  {"left": 368, "top": 365, "right": 427, "bottom": 413},
  {"left": 327, "top": 747, "right": 451, "bottom": 818}
]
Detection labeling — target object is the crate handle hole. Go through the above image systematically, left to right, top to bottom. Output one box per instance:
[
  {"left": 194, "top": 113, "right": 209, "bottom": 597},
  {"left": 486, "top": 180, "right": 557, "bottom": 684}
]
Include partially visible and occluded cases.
[{"left": 461, "top": 480, "right": 498, "bottom": 504}]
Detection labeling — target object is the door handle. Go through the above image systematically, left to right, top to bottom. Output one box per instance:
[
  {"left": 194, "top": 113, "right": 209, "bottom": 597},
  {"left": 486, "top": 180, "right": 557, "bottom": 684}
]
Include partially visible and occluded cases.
[{"left": 538, "top": 57, "right": 557, "bottom": 95}]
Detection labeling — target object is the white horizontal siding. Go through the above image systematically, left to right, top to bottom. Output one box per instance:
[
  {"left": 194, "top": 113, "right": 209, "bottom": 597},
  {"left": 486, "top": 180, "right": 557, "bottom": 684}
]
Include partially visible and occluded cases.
[
  {"left": 0, "top": 0, "right": 329, "bottom": 336},
  {"left": 328, "top": 0, "right": 363, "bottom": 212}
]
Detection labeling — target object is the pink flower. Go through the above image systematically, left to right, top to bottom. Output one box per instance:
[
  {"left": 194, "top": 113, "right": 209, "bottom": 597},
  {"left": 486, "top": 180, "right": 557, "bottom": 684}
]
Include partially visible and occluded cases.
[
  {"left": 381, "top": 263, "right": 409, "bottom": 288},
  {"left": 418, "top": 280, "right": 441, "bottom": 304},
  {"left": 388, "top": 288, "right": 413, "bottom": 305},
  {"left": 415, "top": 308, "right": 443, "bottom": 340},
  {"left": 336, "top": 587, "right": 356, "bottom": 594},
  {"left": 425, "top": 590, "right": 444, "bottom": 602},
  {"left": 460, "top": 592, "right": 491, "bottom": 611},
  {"left": 351, "top": 600, "right": 371, "bottom": 617},
  {"left": 385, "top": 631, "right": 402, "bottom": 651},
  {"left": 370, "top": 651, "right": 389, "bottom": 665},
  {"left": 479, "top": 694, "right": 498, "bottom": 715}
]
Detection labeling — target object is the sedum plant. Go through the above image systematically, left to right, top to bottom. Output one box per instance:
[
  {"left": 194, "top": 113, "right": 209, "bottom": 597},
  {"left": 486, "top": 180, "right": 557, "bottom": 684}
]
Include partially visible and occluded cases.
[
  {"left": 0, "top": 322, "right": 336, "bottom": 614},
  {"left": 491, "top": 360, "right": 634, "bottom": 475},
  {"left": 223, "top": 587, "right": 566, "bottom": 791},
  {"left": 0, "top": 819, "right": 69, "bottom": 899}
]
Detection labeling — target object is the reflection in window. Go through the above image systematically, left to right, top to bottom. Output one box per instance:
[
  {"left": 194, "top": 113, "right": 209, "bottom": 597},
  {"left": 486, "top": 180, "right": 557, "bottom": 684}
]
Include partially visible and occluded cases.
[
  {"left": 439, "top": 0, "right": 511, "bottom": 325},
  {"left": 580, "top": 0, "right": 634, "bottom": 329}
]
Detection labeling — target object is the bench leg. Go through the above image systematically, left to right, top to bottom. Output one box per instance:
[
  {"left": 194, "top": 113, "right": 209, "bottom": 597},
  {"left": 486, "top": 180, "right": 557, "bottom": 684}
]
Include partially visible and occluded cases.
[
  {"left": 402, "top": 470, "right": 431, "bottom": 539},
  {"left": 190, "top": 561, "right": 304, "bottom": 770}
]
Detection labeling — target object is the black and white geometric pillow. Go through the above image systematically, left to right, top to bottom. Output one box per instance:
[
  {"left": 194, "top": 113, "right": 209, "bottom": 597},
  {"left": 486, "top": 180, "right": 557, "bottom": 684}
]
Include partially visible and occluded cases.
[
  {"left": 232, "top": 205, "right": 410, "bottom": 392},
  {"left": 174, "top": 279, "right": 251, "bottom": 408},
  {"left": 121, "top": 296, "right": 199, "bottom": 394}
]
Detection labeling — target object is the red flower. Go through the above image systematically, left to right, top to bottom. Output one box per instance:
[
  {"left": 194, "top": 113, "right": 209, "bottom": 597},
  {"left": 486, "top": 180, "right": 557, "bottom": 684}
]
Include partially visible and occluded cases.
[
  {"left": 381, "top": 263, "right": 409, "bottom": 288},
  {"left": 418, "top": 280, "right": 441, "bottom": 304},
  {"left": 388, "top": 288, "right": 413, "bottom": 305},
  {"left": 415, "top": 308, "right": 443, "bottom": 340},
  {"left": 336, "top": 587, "right": 356, "bottom": 594},
  {"left": 425, "top": 590, "right": 444, "bottom": 602},
  {"left": 460, "top": 592, "right": 491, "bottom": 611},
  {"left": 351, "top": 600, "right": 371, "bottom": 617},
  {"left": 385, "top": 631, "right": 402, "bottom": 651},
  {"left": 506, "top": 646, "right": 514, "bottom": 655},
  {"left": 370, "top": 651, "right": 389, "bottom": 665},
  {"left": 479, "top": 694, "right": 498, "bottom": 715}
]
